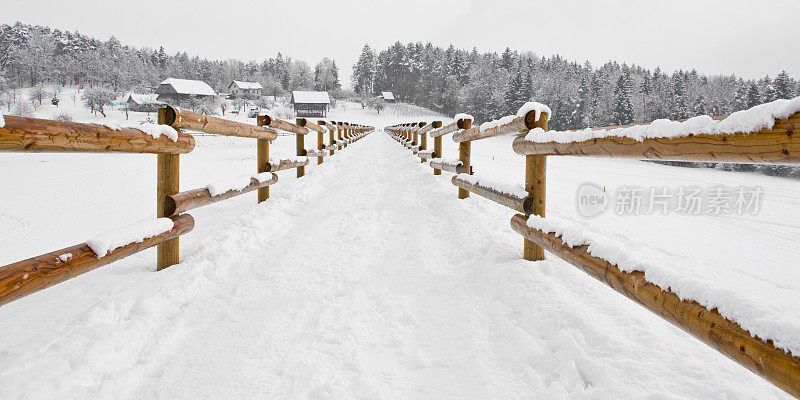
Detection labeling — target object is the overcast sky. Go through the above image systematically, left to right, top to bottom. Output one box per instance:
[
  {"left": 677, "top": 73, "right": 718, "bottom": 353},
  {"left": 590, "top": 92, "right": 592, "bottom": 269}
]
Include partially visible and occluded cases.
[{"left": 2, "top": 0, "right": 798, "bottom": 87}]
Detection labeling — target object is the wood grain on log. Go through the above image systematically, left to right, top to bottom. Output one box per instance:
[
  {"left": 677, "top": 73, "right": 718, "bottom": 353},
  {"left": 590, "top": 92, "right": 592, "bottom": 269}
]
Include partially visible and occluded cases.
[
  {"left": 163, "top": 106, "right": 277, "bottom": 140},
  {"left": 453, "top": 111, "right": 548, "bottom": 143},
  {"left": 512, "top": 113, "right": 800, "bottom": 164},
  {"left": 0, "top": 115, "right": 194, "bottom": 154},
  {"left": 430, "top": 117, "right": 472, "bottom": 138},
  {"left": 296, "top": 118, "right": 325, "bottom": 133},
  {"left": 257, "top": 139, "right": 270, "bottom": 202},
  {"left": 305, "top": 149, "right": 326, "bottom": 158},
  {"left": 266, "top": 158, "right": 309, "bottom": 172},
  {"left": 429, "top": 160, "right": 471, "bottom": 175},
  {"left": 165, "top": 174, "right": 278, "bottom": 215},
  {"left": 451, "top": 175, "right": 533, "bottom": 213},
  {"left": 0, "top": 214, "right": 194, "bottom": 307},
  {"left": 509, "top": 214, "right": 800, "bottom": 398}
]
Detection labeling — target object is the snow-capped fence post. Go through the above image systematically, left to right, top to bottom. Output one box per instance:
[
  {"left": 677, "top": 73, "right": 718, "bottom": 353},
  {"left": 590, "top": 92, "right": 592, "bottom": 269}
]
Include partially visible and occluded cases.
[
  {"left": 157, "top": 108, "right": 181, "bottom": 270},
  {"left": 523, "top": 111, "right": 549, "bottom": 261},
  {"left": 256, "top": 116, "right": 270, "bottom": 203},
  {"left": 296, "top": 118, "right": 306, "bottom": 177},
  {"left": 457, "top": 118, "right": 472, "bottom": 199},
  {"left": 328, "top": 121, "right": 336, "bottom": 155},
  {"left": 419, "top": 122, "right": 428, "bottom": 163}
]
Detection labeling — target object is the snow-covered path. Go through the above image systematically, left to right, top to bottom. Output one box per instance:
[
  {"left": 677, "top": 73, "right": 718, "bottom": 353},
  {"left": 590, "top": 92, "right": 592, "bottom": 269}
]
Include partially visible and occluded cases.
[{"left": 0, "top": 131, "right": 792, "bottom": 399}]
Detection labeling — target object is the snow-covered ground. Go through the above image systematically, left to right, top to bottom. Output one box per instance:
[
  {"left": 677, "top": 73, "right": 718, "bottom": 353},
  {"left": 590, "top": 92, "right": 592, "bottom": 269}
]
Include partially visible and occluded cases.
[{"left": 0, "top": 94, "right": 797, "bottom": 399}]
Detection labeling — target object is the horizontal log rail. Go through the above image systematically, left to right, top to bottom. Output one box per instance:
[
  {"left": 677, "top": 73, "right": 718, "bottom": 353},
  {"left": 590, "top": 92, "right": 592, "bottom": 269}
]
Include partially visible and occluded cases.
[
  {"left": 389, "top": 98, "right": 800, "bottom": 398},
  {"left": 162, "top": 106, "right": 277, "bottom": 140},
  {"left": 0, "top": 108, "right": 372, "bottom": 306},
  {"left": 453, "top": 110, "right": 542, "bottom": 143},
  {"left": 512, "top": 112, "right": 800, "bottom": 164},
  {"left": 255, "top": 114, "right": 308, "bottom": 135},
  {"left": 0, "top": 115, "right": 195, "bottom": 154},
  {"left": 429, "top": 117, "right": 472, "bottom": 138},
  {"left": 296, "top": 118, "right": 325, "bottom": 134},
  {"left": 305, "top": 148, "right": 326, "bottom": 158},
  {"left": 418, "top": 150, "right": 435, "bottom": 160},
  {"left": 267, "top": 158, "right": 310, "bottom": 172},
  {"left": 429, "top": 159, "right": 472, "bottom": 174},
  {"left": 165, "top": 174, "right": 278, "bottom": 215},
  {"left": 452, "top": 175, "right": 532, "bottom": 214},
  {"left": 0, "top": 214, "right": 195, "bottom": 306},
  {"left": 509, "top": 214, "right": 800, "bottom": 398}
]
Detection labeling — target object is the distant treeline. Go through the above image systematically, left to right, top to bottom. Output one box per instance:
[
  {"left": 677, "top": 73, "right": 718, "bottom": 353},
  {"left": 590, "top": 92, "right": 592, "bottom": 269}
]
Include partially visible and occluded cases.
[
  {"left": 0, "top": 21, "right": 342, "bottom": 95},
  {"left": 352, "top": 42, "right": 799, "bottom": 130}
]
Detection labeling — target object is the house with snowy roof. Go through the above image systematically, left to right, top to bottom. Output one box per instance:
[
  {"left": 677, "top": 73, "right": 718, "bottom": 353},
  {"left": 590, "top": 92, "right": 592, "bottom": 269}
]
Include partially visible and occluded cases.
[
  {"left": 155, "top": 78, "right": 217, "bottom": 106},
  {"left": 228, "top": 80, "right": 263, "bottom": 97},
  {"left": 291, "top": 91, "right": 331, "bottom": 117},
  {"left": 379, "top": 91, "right": 395, "bottom": 103},
  {"left": 126, "top": 93, "right": 163, "bottom": 112}
]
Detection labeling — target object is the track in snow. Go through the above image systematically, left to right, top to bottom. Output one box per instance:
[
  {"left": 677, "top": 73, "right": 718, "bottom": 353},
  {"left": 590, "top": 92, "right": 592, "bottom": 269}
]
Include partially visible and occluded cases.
[{"left": 0, "top": 131, "right": 792, "bottom": 399}]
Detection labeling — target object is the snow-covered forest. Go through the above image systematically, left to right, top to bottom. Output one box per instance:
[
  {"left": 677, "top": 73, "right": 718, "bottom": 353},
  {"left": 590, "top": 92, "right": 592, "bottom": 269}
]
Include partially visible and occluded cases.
[
  {"left": 0, "top": 22, "right": 342, "bottom": 101},
  {"left": 352, "top": 42, "right": 800, "bottom": 130}
]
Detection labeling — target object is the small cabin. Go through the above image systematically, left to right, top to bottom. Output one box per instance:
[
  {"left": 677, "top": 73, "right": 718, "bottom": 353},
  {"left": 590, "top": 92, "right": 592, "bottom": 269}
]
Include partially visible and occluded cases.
[
  {"left": 155, "top": 78, "right": 216, "bottom": 106},
  {"left": 228, "top": 80, "right": 263, "bottom": 97},
  {"left": 291, "top": 91, "right": 331, "bottom": 117},
  {"left": 379, "top": 91, "right": 396, "bottom": 103},
  {"left": 126, "top": 93, "right": 163, "bottom": 112}
]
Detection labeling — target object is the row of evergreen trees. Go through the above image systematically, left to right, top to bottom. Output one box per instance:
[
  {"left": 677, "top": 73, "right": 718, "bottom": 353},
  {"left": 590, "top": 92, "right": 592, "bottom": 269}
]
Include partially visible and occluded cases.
[
  {"left": 0, "top": 22, "right": 342, "bottom": 96},
  {"left": 352, "top": 42, "right": 798, "bottom": 130}
]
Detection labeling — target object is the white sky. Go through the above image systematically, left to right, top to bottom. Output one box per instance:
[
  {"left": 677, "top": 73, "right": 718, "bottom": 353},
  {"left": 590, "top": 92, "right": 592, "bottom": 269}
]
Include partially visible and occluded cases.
[{"left": 2, "top": 0, "right": 798, "bottom": 87}]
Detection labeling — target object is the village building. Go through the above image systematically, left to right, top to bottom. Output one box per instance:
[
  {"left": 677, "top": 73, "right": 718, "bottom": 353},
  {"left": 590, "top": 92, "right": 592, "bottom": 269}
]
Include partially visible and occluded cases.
[
  {"left": 155, "top": 78, "right": 217, "bottom": 106},
  {"left": 228, "top": 80, "right": 263, "bottom": 97},
  {"left": 291, "top": 91, "right": 331, "bottom": 117},
  {"left": 379, "top": 91, "right": 396, "bottom": 103},
  {"left": 125, "top": 93, "right": 163, "bottom": 112}
]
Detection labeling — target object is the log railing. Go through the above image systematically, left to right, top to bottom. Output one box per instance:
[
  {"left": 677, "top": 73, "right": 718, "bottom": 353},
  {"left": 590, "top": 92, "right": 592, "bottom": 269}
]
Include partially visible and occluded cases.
[
  {"left": 386, "top": 100, "right": 800, "bottom": 398},
  {"left": 0, "top": 106, "right": 372, "bottom": 307}
]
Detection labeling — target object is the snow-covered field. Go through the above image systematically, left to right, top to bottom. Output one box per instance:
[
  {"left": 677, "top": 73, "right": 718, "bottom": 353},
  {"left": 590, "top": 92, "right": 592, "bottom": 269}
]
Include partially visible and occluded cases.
[{"left": 0, "top": 91, "right": 797, "bottom": 399}]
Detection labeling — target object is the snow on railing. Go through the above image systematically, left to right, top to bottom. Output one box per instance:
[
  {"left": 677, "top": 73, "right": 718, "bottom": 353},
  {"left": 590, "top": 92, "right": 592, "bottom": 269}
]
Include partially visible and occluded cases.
[
  {"left": 387, "top": 97, "right": 800, "bottom": 397},
  {"left": 0, "top": 108, "right": 372, "bottom": 307}
]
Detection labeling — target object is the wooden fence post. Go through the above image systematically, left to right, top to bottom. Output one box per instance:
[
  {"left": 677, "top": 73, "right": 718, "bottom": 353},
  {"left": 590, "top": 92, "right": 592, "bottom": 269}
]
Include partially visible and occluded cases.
[
  {"left": 157, "top": 108, "right": 180, "bottom": 270},
  {"left": 523, "top": 112, "right": 549, "bottom": 261},
  {"left": 256, "top": 116, "right": 270, "bottom": 203},
  {"left": 296, "top": 118, "right": 305, "bottom": 177},
  {"left": 457, "top": 119, "right": 472, "bottom": 199},
  {"left": 329, "top": 121, "right": 336, "bottom": 155},
  {"left": 419, "top": 122, "right": 428, "bottom": 163},
  {"left": 317, "top": 129, "right": 324, "bottom": 164},
  {"left": 434, "top": 135, "right": 442, "bottom": 175},
  {"left": 257, "top": 139, "right": 269, "bottom": 202}
]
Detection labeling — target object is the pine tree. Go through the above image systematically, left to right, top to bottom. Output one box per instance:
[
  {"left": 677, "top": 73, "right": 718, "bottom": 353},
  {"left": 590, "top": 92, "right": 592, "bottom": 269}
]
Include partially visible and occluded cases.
[
  {"left": 352, "top": 44, "right": 376, "bottom": 95},
  {"left": 773, "top": 71, "right": 794, "bottom": 99},
  {"left": 639, "top": 72, "right": 651, "bottom": 119},
  {"left": 612, "top": 75, "right": 633, "bottom": 125},
  {"left": 671, "top": 75, "right": 688, "bottom": 119},
  {"left": 567, "top": 76, "right": 591, "bottom": 129},
  {"left": 763, "top": 81, "right": 777, "bottom": 103},
  {"left": 746, "top": 82, "right": 760, "bottom": 108},
  {"left": 731, "top": 84, "right": 748, "bottom": 111},
  {"left": 693, "top": 95, "right": 706, "bottom": 116}
]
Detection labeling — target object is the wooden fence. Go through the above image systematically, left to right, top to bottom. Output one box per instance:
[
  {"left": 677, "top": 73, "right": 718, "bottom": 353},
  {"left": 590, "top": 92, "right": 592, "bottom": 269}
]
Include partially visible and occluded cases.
[
  {"left": 386, "top": 105, "right": 800, "bottom": 398},
  {"left": 0, "top": 106, "right": 373, "bottom": 306}
]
